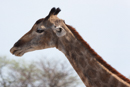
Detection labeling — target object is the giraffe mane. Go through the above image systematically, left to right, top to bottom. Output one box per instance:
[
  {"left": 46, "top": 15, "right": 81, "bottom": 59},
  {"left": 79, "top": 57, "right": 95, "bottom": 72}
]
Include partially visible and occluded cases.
[{"left": 66, "top": 24, "right": 130, "bottom": 84}]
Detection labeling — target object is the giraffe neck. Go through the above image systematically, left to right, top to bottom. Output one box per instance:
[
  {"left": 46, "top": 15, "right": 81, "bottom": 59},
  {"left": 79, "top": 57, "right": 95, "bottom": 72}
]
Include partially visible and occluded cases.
[{"left": 56, "top": 26, "right": 130, "bottom": 87}]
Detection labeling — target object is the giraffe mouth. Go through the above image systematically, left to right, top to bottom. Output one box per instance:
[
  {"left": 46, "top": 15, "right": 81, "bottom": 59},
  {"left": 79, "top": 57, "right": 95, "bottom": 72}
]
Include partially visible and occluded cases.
[
  {"left": 10, "top": 46, "right": 34, "bottom": 56},
  {"left": 10, "top": 47, "right": 25, "bottom": 56}
]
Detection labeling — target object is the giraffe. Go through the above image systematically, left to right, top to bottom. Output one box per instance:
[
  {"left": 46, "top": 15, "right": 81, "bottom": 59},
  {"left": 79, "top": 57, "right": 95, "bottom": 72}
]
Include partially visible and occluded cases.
[{"left": 10, "top": 7, "right": 130, "bottom": 87}]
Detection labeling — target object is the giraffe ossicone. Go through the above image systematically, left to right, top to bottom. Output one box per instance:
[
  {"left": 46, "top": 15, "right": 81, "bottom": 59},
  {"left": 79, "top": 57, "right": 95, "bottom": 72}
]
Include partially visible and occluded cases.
[{"left": 10, "top": 7, "right": 130, "bottom": 87}]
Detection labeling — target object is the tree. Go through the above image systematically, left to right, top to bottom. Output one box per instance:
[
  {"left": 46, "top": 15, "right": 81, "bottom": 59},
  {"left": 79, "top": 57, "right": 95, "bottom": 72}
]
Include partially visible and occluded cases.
[
  {"left": 0, "top": 56, "right": 80, "bottom": 87},
  {"left": 35, "top": 60, "right": 78, "bottom": 87}
]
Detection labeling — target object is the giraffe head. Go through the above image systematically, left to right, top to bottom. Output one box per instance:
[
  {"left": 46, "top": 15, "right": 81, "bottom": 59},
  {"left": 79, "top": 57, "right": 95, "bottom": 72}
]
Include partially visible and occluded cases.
[{"left": 10, "top": 7, "right": 68, "bottom": 56}]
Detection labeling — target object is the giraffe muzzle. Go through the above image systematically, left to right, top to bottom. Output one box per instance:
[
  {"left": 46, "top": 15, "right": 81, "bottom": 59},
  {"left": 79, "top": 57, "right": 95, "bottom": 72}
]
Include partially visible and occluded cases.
[{"left": 10, "top": 47, "right": 24, "bottom": 56}]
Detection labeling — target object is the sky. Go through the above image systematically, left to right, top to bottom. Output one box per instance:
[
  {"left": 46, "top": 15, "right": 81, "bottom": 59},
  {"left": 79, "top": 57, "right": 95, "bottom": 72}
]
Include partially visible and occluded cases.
[{"left": 0, "top": 0, "right": 130, "bottom": 86}]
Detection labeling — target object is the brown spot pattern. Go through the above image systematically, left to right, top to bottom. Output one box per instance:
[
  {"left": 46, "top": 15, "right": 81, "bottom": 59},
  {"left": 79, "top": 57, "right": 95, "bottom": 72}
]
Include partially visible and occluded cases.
[
  {"left": 66, "top": 24, "right": 130, "bottom": 84},
  {"left": 78, "top": 57, "right": 87, "bottom": 68},
  {"left": 86, "top": 68, "right": 97, "bottom": 78},
  {"left": 99, "top": 69, "right": 111, "bottom": 83},
  {"left": 109, "top": 77, "right": 118, "bottom": 87}
]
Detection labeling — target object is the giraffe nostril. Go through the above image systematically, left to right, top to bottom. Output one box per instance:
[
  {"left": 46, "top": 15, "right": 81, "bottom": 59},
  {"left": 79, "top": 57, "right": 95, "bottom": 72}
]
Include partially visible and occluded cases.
[
  {"left": 14, "top": 40, "right": 25, "bottom": 47},
  {"left": 14, "top": 40, "right": 21, "bottom": 47}
]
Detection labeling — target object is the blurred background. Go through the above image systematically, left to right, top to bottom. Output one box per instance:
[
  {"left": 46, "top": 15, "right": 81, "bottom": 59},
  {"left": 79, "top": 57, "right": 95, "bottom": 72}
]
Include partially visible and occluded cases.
[{"left": 0, "top": 0, "right": 130, "bottom": 87}]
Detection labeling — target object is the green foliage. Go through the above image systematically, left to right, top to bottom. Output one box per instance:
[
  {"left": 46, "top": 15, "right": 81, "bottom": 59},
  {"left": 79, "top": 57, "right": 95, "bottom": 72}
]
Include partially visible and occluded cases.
[{"left": 0, "top": 56, "right": 79, "bottom": 87}]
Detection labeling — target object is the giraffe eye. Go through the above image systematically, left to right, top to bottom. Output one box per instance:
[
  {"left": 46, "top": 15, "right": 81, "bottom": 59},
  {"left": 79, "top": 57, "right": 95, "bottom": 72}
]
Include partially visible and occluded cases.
[
  {"left": 57, "top": 28, "right": 62, "bottom": 32},
  {"left": 36, "top": 29, "right": 44, "bottom": 33}
]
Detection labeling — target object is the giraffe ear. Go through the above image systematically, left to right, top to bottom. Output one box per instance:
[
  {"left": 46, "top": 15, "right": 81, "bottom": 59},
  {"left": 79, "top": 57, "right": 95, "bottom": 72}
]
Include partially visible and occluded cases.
[
  {"left": 45, "top": 7, "right": 61, "bottom": 20},
  {"left": 52, "top": 26, "right": 66, "bottom": 37}
]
